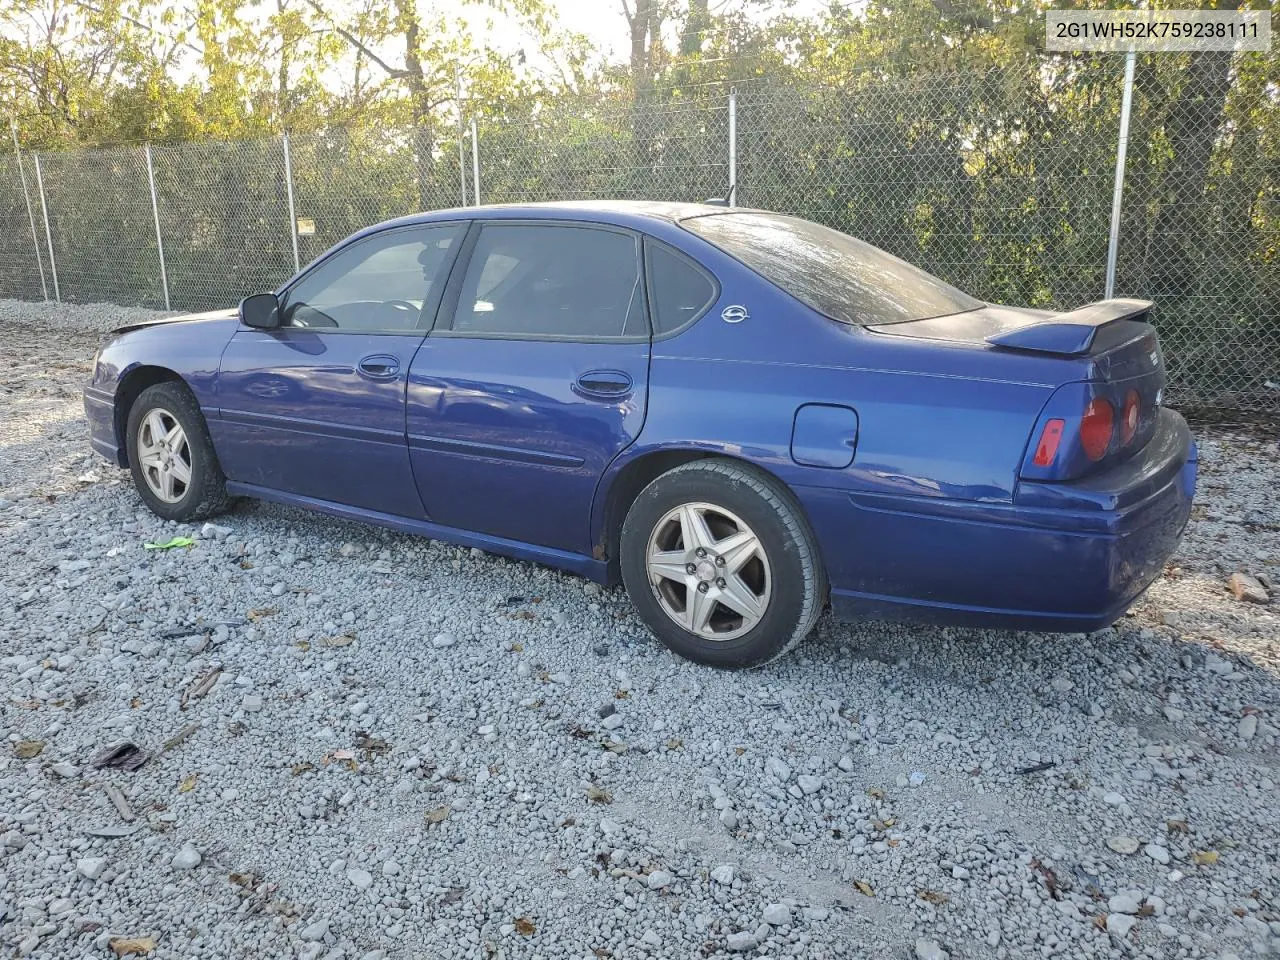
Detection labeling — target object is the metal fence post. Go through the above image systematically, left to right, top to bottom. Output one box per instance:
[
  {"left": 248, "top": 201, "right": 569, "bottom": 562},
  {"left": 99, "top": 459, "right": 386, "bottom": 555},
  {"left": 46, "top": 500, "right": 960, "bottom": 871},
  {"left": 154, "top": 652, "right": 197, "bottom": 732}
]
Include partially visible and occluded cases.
[
  {"left": 1105, "top": 49, "right": 1136, "bottom": 300},
  {"left": 453, "top": 68, "right": 470, "bottom": 207},
  {"left": 728, "top": 87, "right": 738, "bottom": 207},
  {"left": 470, "top": 117, "right": 481, "bottom": 206},
  {"left": 10, "top": 119, "right": 48, "bottom": 301},
  {"left": 282, "top": 132, "right": 300, "bottom": 274},
  {"left": 144, "top": 145, "right": 171, "bottom": 310},
  {"left": 31, "top": 152, "right": 60, "bottom": 302}
]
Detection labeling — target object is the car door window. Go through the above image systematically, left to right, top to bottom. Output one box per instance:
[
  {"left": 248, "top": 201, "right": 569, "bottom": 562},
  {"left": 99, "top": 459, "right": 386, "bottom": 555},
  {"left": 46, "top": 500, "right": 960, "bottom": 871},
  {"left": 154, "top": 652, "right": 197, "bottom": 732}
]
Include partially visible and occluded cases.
[
  {"left": 283, "top": 223, "right": 464, "bottom": 333},
  {"left": 449, "top": 224, "right": 646, "bottom": 339},
  {"left": 645, "top": 239, "right": 718, "bottom": 336}
]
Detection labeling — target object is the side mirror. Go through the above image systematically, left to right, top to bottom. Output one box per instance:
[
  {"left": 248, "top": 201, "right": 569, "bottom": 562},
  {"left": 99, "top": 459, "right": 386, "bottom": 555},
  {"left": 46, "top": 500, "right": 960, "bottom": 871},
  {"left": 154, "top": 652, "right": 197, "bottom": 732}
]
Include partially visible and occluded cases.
[{"left": 239, "top": 293, "right": 281, "bottom": 329}]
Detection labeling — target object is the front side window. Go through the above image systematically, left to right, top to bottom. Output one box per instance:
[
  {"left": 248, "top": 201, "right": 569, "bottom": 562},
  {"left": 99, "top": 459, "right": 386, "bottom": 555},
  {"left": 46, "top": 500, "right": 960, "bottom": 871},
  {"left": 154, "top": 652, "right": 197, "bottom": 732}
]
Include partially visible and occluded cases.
[
  {"left": 682, "top": 212, "right": 981, "bottom": 326},
  {"left": 283, "top": 223, "right": 464, "bottom": 332},
  {"left": 449, "top": 224, "right": 645, "bottom": 339}
]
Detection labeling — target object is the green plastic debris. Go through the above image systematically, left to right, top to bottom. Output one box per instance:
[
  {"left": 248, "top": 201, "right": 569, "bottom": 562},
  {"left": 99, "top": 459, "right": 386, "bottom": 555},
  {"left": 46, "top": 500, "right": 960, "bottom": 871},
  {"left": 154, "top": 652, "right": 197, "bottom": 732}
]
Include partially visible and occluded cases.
[{"left": 143, "top": 536, "right": 195, "bottom": 550}]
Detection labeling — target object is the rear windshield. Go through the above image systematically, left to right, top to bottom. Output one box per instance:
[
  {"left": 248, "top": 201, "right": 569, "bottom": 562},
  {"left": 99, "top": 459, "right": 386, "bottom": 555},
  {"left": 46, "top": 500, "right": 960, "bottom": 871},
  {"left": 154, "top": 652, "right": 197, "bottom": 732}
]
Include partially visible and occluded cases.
[{"left": 682, "top": 212, "right": 981, "bottom": 325}]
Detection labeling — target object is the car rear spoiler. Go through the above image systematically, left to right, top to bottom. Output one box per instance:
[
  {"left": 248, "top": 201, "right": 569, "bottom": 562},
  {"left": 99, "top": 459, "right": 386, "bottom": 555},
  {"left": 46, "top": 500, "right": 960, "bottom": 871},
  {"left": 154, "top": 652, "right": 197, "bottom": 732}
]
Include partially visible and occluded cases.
[{"left": 985, "top": 298, "right": 1153, "bottom": 356}]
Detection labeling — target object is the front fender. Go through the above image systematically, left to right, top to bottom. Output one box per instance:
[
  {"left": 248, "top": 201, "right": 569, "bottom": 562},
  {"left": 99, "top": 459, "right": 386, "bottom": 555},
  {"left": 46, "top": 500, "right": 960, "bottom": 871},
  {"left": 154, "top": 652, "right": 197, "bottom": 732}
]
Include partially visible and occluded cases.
[{"left": 86, "top": 312, "right": 239, "bottom": 463}]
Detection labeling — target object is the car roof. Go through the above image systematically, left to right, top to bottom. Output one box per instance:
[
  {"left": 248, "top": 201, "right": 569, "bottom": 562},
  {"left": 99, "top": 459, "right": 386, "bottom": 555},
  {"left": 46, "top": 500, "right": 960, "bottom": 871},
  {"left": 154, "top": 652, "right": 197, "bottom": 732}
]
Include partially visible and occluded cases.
[{"left": 363, "top": 200, "right": 737, "bottom": 237}]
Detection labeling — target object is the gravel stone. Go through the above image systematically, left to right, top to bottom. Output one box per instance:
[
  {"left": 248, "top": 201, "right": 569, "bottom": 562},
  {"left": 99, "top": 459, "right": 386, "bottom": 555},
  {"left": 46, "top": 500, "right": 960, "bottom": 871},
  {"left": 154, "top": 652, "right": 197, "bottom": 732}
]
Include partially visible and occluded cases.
[
  {"left": 797, "top": 774, "right": 823, "bottom": 795},
  {"left": 1107, "top": 835, "right": 1141, "bottom": 854},
  {"left": 170, "top": 844, "right": 202, "bottom": 870},
  {"left": 76, "top": 857, "right": 108, "bottom": 880},
  {"left": 646, "top": 869, "right": 674, "bottom": 889},
  {"left": 1109, "top": 892, "right": 1143, "bottom": 914},
  {"left": 762, "top": 902, "right": 792, "bottom": 926},
  {"left": 1108, "top": 914, "right": 1138, "bottom": 938},
  {"left": 726, "top": 931, "right": 757, "bottom": 951}
]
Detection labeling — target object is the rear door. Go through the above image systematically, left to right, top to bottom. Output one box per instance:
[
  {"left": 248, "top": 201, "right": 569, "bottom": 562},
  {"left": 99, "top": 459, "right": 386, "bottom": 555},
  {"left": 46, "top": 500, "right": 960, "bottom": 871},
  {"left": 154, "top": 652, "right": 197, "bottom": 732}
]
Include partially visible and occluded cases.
[
  {"left": 406, "top": 221, "right": 650, "bottom": 554},
  {"left": 214, "top": 223, "right": 465, "bottom": 516}
]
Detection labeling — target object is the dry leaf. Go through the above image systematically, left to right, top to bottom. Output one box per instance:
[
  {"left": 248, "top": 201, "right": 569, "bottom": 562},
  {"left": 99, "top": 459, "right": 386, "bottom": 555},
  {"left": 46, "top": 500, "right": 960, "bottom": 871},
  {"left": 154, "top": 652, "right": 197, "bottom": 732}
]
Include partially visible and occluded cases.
[
  {"left": 239, "top": 560, "right": 254, "bottom": 569},
  {"left": 247, "top": 607, "right": 277, "bottom": 622},
  {"left": 322, "top": 633, "right": 356, "bottom": 648},
  {"left": 295, "top": 641, "right": 311, "bottom": 652},
  {"left": 511, "top": 641, "right": 524, "bottom": 652},
  {"left": 614, "top": 690, "right": 630, "bottom": 700},
  {"left": 129, "top": 697, "right": 142, "bottom": 709},
  {"left": 355, "top": 732, "right": 390, "bottom": 755},
  {"left": 665, "top": 737, "right": 684, "bottom": 750},
  {"left": 601, "top": 739, "right": 626, "bottom": 755},
  {"left": 14, "top": 740, "right": 44, "bottom": 759},
  {"left": 733, "top": 746, "right": 746, "bottom": 756},
  {"left": 291, "top": 762, "right": 315, "bottom": 776},
  {"left": 178, "top": 774, "right": 198, "bottom": 794},
  {"left": 586, "top": 785, "right": 612, "bottom": 804},
  {"left": 866, "top": 788, "right": 886, "bottom": 801},
  {"left": 425, "top": 806, "right": 451, "bottom": 824},
  {"left": 1167, "top": 819, "right": 1189, "bottom": 834},
  {"left": 1192, "top": 850, "right": 1219, "bottom": 866},
  {"left": 229, "top": 871, "right": 259, "bottom": 889},
  {"left": 854, "top": 880, "right": 875, "bottom": 897},
  {"left": 917, "top": 889, "right": 949, "bottom": 905},
  {"left": 513, "top": 917, "right": 536, "bottom": 936},
  {"left": 109, "top": 936, "right": 158, "bottom": 957}
]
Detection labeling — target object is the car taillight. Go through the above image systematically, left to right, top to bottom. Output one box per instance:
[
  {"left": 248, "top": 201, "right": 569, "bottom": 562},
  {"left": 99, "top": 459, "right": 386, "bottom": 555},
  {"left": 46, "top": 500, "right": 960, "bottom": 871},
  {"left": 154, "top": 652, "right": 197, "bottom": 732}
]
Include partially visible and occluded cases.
[
  {"left": 1121, "top": 389, "right": 1140, "bottom": 444},
  {"left": 1080, "top": 398, "right": 1114, "bottom": 461},
  {"left": 1033, "top": 419, "right": 1065, "bottom": 467}
]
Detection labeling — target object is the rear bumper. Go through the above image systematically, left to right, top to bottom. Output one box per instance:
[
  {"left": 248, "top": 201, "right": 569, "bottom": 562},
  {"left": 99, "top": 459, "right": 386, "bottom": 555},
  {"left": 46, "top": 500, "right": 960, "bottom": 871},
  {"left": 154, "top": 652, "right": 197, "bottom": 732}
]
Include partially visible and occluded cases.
[
  {"left": 84, "top": 386, "right": 124, "bottom": 467},
  {"left": 804, "top": 409, "right": 1196, "bottom": 632}
]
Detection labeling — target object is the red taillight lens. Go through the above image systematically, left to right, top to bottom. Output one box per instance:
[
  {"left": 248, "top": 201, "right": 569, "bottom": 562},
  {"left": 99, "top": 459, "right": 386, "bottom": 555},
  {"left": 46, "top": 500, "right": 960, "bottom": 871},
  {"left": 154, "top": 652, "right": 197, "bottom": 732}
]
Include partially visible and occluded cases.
[
  {"left": 1121, "top": 389, "right": 1140, "bottom": 444},
  {"left": 1080, "top": 398, "right": 1114, "bottom": 461},
  {"left": 1033, "top": 418, "right": 1065, "bottom": 467}
]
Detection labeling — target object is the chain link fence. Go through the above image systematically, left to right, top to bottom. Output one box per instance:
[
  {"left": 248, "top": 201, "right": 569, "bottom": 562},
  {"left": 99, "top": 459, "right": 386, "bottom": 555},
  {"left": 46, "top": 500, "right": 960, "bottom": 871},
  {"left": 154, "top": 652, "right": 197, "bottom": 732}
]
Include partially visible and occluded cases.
[{"left": 2, "top": 54, "right": 1276, "bottom": 412}]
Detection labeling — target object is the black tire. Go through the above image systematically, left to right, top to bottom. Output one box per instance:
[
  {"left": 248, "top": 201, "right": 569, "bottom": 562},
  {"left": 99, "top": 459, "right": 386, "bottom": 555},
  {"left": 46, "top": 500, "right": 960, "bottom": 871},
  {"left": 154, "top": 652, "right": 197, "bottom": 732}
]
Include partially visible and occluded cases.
[
  {"left": 125, "top": 381, "right": 232, "bottom": 522},
  {"left": 619, "top": 458, "right": 826, "bottom": 668}
]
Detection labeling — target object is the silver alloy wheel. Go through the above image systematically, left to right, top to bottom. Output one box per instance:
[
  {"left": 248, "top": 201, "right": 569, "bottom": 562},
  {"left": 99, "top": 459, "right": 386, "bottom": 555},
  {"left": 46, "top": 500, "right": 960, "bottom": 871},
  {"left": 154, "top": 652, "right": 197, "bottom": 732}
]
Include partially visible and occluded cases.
[
  {"left": 136, "top": 407, "right": 192, "bottom": 504},
  {"left": 645, "top": 501, "right": 772, "bottom": 641}
]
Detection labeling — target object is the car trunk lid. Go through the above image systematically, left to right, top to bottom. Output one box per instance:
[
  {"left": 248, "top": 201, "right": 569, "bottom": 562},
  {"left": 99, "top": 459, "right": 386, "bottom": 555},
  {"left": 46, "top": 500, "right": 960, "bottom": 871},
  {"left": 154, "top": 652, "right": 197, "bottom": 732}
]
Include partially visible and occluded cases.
[{"left": 870, "top": 299, "right": 1168, "bottom": 479}]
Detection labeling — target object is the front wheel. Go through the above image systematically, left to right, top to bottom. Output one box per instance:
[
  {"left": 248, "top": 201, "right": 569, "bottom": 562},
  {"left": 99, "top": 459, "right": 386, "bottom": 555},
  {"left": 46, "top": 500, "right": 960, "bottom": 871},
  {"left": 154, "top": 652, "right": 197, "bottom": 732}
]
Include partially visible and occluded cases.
[
  {"left": 125, "top": 381, "right": 232, "bottom": 522},
  {"left": 619, "top": 459, "right": 826, "bottom": 668}
]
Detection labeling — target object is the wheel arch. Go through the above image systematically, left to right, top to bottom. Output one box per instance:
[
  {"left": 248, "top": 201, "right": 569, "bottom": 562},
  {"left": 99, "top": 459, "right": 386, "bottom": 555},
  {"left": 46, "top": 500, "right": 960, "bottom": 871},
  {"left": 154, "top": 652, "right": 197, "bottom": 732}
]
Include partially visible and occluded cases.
[
  {"left": 114, "top": 365, "right": 186, "bottom": 467},
  {"left": 592, "top": 446, "right": 824, "bottom": 588}
]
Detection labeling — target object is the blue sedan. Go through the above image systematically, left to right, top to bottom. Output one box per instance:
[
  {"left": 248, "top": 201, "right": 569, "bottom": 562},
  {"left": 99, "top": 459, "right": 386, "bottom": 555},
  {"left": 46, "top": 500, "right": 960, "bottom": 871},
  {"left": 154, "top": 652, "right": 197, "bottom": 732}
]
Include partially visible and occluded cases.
[{"left": 84, "top": 201, "right": 1197, "bottom": 668}]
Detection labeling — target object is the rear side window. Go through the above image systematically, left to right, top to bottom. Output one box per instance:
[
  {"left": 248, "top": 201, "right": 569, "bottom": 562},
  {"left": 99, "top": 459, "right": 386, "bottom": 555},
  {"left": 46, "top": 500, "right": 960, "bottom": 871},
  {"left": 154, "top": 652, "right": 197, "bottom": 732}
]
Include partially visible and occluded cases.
[
  {"left": 682, "top": 212, "right": 981, "bottom": 326},
  {"left": 448, "top": 224, "right": 646, "bottom": 339},
  {"left": 645, "top": 240, "right": 718, "bottom": 336}
]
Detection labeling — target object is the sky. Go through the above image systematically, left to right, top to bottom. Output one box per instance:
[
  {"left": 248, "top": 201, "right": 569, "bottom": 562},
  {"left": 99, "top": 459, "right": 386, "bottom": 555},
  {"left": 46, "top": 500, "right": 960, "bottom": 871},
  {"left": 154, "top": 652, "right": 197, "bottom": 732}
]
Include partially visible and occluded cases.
[{"left": 528, "top": 0, "right": 832, "bottom": 60}]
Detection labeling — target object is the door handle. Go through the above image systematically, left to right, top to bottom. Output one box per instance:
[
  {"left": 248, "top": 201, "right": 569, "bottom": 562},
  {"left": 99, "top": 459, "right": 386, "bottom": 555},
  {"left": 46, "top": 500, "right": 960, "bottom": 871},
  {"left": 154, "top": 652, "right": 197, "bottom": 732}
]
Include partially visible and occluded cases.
[
  {"left": 357, "top": 355, "right": 400, "bottom": 381},
  {"left": 574, "top": 370, "right": 633, "bottom": 400}
]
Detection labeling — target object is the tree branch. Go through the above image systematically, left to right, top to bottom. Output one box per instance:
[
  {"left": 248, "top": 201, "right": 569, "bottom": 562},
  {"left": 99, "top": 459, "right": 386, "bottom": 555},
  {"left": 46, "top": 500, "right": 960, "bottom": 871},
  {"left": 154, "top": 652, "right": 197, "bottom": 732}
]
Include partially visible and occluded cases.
[{"left": 303, "top": 0, "right": 409, "bottom": 78}]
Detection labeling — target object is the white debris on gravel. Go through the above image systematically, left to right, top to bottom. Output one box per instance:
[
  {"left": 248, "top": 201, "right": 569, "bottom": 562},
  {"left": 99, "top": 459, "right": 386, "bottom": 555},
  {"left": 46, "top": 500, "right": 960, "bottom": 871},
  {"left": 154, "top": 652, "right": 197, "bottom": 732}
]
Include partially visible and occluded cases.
[{"left": 2, "top": 298, "right": 1280, "bottom": 959}]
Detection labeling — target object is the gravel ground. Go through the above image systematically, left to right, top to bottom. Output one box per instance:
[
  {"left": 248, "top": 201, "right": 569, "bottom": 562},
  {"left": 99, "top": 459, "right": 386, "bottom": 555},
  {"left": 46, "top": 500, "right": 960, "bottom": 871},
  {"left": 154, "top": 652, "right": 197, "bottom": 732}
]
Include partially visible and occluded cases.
[{"left": 1, "top": 299, "right": 1279, "bottom": 960}]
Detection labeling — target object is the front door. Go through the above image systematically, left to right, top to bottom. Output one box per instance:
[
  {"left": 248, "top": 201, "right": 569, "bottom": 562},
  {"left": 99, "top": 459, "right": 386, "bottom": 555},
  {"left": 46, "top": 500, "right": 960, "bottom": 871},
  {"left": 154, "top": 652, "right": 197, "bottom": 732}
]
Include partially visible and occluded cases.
[
  {"left": 406, "top": 221, "right": 651, "bottom": 554},
  {"left": 213, "top": 222, "right": 465, "bottom": 516}
]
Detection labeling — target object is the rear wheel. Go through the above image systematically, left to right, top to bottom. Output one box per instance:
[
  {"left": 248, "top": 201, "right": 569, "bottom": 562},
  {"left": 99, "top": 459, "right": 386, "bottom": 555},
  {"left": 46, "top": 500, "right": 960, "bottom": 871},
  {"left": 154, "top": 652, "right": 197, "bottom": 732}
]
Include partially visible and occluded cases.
[
  {"left": 125, "top": 382, "right": 231, "bottom": 522},
  {"left": 620, "top": 459, "right": 825, "bottom": 668}
]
